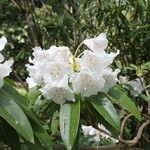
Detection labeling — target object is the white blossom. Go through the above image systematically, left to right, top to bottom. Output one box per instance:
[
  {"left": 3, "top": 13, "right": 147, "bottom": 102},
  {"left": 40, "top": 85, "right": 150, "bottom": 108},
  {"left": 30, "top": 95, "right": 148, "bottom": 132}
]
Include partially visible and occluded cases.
[
  {"left": 26, "top": 33, "right": 120, "bottom": 104},
  {"left": 83, "top": 33, "right": 108, "bottom": 53},
  {"left": 0, "top": 37, "right": 7, "bottom": 51},
  {"left": 0, "top": 37, "right": 13, "bottom": 88},
  {"left": 51, "top": 46, "right": 72, "bottom": 63},
  {"left": 80, "top": 50, "right": 119, "bottom": 73},
  {"left": 80, "top": 50, "right": 107, "bottom": 73},
  {"left": 0, "top": 53, "right": 4, "bottom": 62},
  {"left": 42, "top": 61, "right": 71, "bottom": 82},
  {"left": 26, "top": 64, "right": 44, "bottom": 86},
  {"left": 72, "top": 67, "right": 105, "bottom": 97},
  {"left": 102, "top": 68, "right": 120, "bottom": 92},
  {"left": 119, "top": 75, "right": 128, "bottom": 84},
  {"left": 26, "top": 77, "right": 37, "bottom": 88},
  {"left": 40, "top": 77, "right": 74, "bottom": 104},
  {"left": 129, "top": 78, "right": 144, "bottom": 97},
  {"left": 82, "top": 124, "right": 118, "bottom": 144},
  {"left": 81, "top": 125, "right": 100, "bottom": 143},
  {"left": 81, "top": 125, "right": 93, "bottom": 137}
]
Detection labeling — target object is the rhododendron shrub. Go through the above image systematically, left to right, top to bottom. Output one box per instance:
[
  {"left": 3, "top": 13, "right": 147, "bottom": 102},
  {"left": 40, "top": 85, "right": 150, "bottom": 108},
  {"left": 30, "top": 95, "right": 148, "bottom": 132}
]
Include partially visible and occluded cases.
[
  {"left": 26, "top": 33, "right": 120, "bottom": 104},
  {"left": 0, "top": 34, "right": 144, "bottom": 150}
]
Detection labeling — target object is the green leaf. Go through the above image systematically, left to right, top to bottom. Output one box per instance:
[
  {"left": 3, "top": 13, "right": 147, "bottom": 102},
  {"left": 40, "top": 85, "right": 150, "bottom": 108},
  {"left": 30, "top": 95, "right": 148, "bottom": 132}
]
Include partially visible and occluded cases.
[
  {"left": 1, "top": 82, "right": 52, "bottom": 148},
  {"left": 108, "top": 86, "right": 141, "bottom": 120},
  {"left": 26, "top": 87, "right": 41, "bottom": 106},
  {"left": 0, "top": 89, "right": 34, "bottom": 142},
  {"left": 90, "top": 93, "right": 120, "bottom": 130},
  {"left": 139, "top": 94, "right": 150, "bottom": 102},
  {"left": 60, "top": 96, "right": 80, "bottom": 150},
  {"left": 88, "top": 103, "right": 119, "bottom": 138},
  {"left": 51, "top": 111, "right": 59, "bottom": 135},
  {"left": 29, "top": 118, "right": 52, "bottom": 150},
  {"left": 0, "top": 119, "right": 21, "bottom": 150}
]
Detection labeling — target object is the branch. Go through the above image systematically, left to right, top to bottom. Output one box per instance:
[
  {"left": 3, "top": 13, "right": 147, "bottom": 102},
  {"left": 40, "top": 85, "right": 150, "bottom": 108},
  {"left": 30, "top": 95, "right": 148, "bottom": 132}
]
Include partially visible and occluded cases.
[
  {"left": 119, "top": 114, "right": 133, "bottom": 140},
  {"left": 119, "top": 117, "right": 150, "bottom": 145}
]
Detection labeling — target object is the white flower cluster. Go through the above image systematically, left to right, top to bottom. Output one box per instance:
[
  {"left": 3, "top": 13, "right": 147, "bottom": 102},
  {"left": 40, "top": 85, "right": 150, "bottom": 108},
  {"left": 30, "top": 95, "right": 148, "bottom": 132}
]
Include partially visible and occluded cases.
[
  {"left": 26, "top": 33, "right": 120, "bottom": 104},
  {"left": 0, "top": 37, "right": 13, "bottom": 88},
  {"left": 119, "top": 76, "right": 144, "bottom": 97},
  {"left": 129, "top": 78, "right": 144, "bottom": 97},
  {"left": 81, "top": 124, "right": 118, "bottom": 143},
  {"left": 81, "top": 125, "right": 100, "bottom": 143}
]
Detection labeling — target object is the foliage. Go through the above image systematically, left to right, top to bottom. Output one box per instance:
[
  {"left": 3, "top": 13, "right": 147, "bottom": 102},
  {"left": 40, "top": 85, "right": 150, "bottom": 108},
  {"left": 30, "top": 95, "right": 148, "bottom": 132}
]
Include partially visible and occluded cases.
[
  {"left": 0, "top": 0, "right": 150, "bottom": 150},
  {"left": 0, "top": 0, "right": 150, "bottom": 79},
  {"left": 0, "top": 82, "right": 52, "bottom": 149}
]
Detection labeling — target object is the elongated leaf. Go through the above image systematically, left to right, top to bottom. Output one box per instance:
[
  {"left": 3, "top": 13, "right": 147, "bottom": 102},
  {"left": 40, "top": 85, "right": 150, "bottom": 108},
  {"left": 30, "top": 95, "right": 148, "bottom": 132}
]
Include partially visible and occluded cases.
[
  {"left": 1, "top": 82, "right": 52, "bottom": 148},
  {"left": 108, "top": 86, "right": 141, "bottom": 120},
  {"left": 26, "top": 87, "right": 41, "bottom": 105},
  {"left": 0, "top": 90, "right": 34, "bottom": 142},
  {"left": 90, "top": 94, "right": 120, "bottom": 130},
  {"left": 60, "top": 97, "right": 80, "bottom": 150},
  {"left": 88, "top": 103, "right": 119, "bottom": 138},
  {"left": 29, "top": 118, "right": 52, "bottom": 150},
  {"left": 0, "top": 119, "right": 21, "bottom": 150}
]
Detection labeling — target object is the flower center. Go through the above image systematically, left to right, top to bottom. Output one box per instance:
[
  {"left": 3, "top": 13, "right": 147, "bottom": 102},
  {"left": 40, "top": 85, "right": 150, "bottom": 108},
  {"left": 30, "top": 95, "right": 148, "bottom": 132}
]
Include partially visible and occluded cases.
[
  {"left": 88, "top": 56, "right": 99, "bottom": 68},
  {"left": 70, "top": 57, "right": 80, "bottom": 72},
  {"left": 50, "top": 64, "right": 63, "bottom": 79},
  {"left": 81, "top": 74, "right": 93, "bottom": 89},
  {"left": 53, "top": 88, "right": 65, "bottom": 98}
]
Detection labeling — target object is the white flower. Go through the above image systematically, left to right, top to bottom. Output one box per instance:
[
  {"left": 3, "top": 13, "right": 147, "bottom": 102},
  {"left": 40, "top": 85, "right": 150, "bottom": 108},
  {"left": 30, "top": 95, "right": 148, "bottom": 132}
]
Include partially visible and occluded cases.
[
  {"left": 26, "top": 33, "right": 120, "bottom": 103},
  {"left": 83, "top": 33, "right": 108, "bottom": 53},
  {"left": 0, "top": 37, "right": 7, "bottom": 51},
  {"left": 0, "top": 37, "right": 13, "bottom": 88},
  {"left": 31, "top": 45, "right": 71, "bottom": 63},
  {"left": 26, "top": 46, "right": 72, "bottom": 85},
  {"left": 51, "top": 46, "right": 72, "bottom": 63},
  {"left": 32, "top": 47, "right": 54, "bottom": 63},
  {"left": 80, "top": 50, "right": 119, "bottom": 73},
  {"left": 80, "top": 50, "right": 107, "bottom": 73},
  {"left": 0, "top": 53, "right": 4, "bottom": 62},
  {"left": 0, "top": 59, "right": 13, "bottom": 88},
  {"left": 42, "top": 61, "right": 71, "bottom": 82},
  {"left": 26, "top": 64, "right": 43, "bottom": 86},
  {"left": 72, "top": 67, "right": 105, "bottom": 97},
  {"left": 102, "top": 68, "right": 120, "bottom": 92},
  {"left": 119, "top": 76, "right": 128, "bottom": 84},
  {"left": 26, "top": 77, "right": 37, "bottom": 88},
  {"left": 40, "top": 77, "right": 74, "bottom": 104},
  {"left": 129, "top": 78, "right": 144, "bottom": 97},
  {"left": 82, "top": 124, "right": 118, "bottom": 144},
  {"left": 81, "top": 125, "right": 93, "bottom": 137},
  {"left": 82, "top": 125, "right": 100, "bottom": 143},
  {"left": 89, "top": 128, "right": 100, "bottom": 143}
]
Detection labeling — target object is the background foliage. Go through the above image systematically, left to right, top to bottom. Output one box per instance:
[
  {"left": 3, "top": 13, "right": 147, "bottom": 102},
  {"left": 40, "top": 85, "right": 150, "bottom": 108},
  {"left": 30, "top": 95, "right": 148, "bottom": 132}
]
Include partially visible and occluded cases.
[
  {"left": 0, "top": 0, "right": 150, "bottom": 80},
  {"left": 0, "top": 0, "right": 150, "bottom": 149}
]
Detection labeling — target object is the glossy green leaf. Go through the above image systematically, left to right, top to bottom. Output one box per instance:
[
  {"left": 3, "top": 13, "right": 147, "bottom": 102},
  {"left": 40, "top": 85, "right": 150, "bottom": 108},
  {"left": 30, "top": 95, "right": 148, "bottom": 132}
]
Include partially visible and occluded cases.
[
  {"left": 1, "top": 82, "right": 52, "bottom": 148},
  {"left": 108, "top": 86, "right": 141, "bottom": 120},
  {"left": 26, "top": 87, "right": 41, "bottom": 105},
  {"left": 0, "top": 89, "right": 34, "bottom": 142},
  {"left": 90, "top": 94, "right": 120, "bottom": 130},
  {"left": 60, "top": 97, "right": 80, "bottom": 150},
  {"left": 51, "top": 111, "right": 59, "bottom": 135},
  {"left": 29, "top": 119, "right": 52, "bottom": 150}
]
